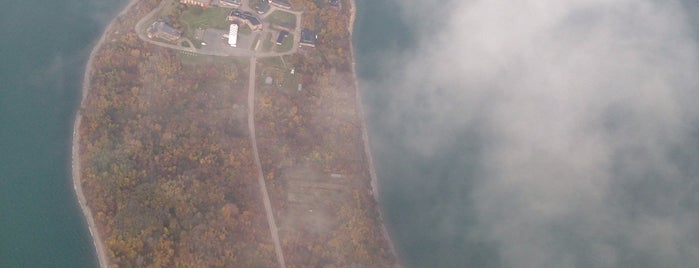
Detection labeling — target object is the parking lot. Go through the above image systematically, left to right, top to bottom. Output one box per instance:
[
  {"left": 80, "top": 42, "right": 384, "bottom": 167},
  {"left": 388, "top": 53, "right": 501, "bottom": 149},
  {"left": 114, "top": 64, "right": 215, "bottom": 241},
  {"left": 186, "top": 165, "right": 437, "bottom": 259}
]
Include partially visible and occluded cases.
[{"left": 197, "top": 28, "right": 261, "bottom": 56}]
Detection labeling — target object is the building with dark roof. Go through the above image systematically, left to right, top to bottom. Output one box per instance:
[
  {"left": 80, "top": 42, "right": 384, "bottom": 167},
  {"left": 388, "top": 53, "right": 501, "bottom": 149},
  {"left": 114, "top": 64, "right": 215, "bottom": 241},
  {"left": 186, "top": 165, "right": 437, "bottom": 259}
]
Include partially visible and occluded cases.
[
  {"left": 180, "top": 0, "right": 212, "bottom": 8},
  {"left": 218, "top": 0, "right": 241, "bottom": 8},
  {"left": 255, "top": 0, "right": 271, "bottom": 14},
  {"left": 270, "top": 0, "right": 292, "bottom": 10},
  {"left": 227, "top": 9, "right": 263, "bottom": 31},
  {"left": 147, "top": 21, "right": 183, "bottom": 42},
  {"left": 300, "top": 29, "right": 317, "bottom": 47},
  {"left": 276, "top": 30, "right": 289, "bottom": 45}
]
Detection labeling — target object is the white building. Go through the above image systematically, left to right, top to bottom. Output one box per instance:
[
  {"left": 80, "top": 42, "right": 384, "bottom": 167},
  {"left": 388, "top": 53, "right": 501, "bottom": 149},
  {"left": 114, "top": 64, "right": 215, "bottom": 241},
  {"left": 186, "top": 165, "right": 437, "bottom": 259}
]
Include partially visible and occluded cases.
[{"left": 228, "top": 24, "right": 238, "bottom": 47}]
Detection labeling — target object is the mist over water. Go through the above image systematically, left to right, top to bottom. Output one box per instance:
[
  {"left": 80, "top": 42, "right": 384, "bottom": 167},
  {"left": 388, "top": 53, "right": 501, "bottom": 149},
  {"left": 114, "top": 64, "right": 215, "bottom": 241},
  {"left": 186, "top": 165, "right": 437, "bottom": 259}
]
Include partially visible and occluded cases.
[{"left": 356, "top": 0, "right": 699, "bottom": 267}]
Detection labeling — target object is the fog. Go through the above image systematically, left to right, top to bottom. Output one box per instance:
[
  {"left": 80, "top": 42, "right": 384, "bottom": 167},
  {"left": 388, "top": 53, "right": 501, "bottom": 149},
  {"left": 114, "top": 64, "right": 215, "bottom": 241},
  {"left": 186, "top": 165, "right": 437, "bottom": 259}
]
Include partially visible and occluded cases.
[{"left": 360, "top": 0, "right": 699, "bottom": 267}]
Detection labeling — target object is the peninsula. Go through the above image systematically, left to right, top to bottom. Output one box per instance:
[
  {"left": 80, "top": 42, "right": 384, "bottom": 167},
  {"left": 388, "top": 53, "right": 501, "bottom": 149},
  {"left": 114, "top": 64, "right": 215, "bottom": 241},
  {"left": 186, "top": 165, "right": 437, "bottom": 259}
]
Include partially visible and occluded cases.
[{"left": 73, "top": 0, "right": 396, "bottom": 266}]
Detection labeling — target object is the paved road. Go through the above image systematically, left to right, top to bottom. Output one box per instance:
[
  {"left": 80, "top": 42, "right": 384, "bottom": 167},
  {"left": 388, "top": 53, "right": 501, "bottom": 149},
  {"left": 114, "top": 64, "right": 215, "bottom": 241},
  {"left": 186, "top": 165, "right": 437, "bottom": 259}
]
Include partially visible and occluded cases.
[{"left": 247, "top": 57, "right": 286, "bottom": 268}]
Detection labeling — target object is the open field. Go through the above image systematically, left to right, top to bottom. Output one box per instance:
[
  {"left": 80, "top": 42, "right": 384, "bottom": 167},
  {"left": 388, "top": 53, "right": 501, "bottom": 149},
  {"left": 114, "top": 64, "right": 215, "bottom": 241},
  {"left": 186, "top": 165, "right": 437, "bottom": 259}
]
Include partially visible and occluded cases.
[
  {"left": 180, "top": 7, "right": 232, "bottom": 31},
  {"left": 267, "top": 10, "right": 297, "bottom": 26}
]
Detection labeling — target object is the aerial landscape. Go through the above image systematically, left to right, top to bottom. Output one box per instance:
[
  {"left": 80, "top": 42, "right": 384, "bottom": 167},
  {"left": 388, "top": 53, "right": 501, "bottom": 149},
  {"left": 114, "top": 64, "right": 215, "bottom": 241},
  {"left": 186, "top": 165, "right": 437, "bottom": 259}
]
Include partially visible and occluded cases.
[
  {"left": 5, "top": 0, "right": 699, "bottom": 267},
  {"left": 72, "top": 0, "right": 395, "bottom": 266}
]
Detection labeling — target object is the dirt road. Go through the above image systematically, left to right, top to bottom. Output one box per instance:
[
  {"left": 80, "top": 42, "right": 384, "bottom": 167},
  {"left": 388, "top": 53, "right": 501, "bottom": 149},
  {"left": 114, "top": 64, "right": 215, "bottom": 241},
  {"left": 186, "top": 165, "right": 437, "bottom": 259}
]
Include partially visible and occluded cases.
[{"left": 247, "top": 57, "right": 286, "bottom": 268}]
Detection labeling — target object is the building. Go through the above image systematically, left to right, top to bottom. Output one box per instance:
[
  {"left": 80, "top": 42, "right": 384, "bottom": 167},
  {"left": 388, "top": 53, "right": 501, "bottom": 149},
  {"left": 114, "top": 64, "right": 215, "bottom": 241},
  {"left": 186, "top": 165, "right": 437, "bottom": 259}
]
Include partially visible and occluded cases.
[
  {"left": 180, "top": 0, "right": 212, "bottom": 7},
  {"left": 218, "top": 0, "right": 241, "bottom": 8},
  {"left": 255, "top": 0, "right": 271, "bottom": 14},
  {"left": 270, "top": 0, "right": 292, "bottom": 10},
  {"left": 228, "top": 9, "right": 263, "bottom": 31},
  {"left": 147, "top": 21, "right": 182, "bottom": 42},
  {"left": 228, "top": 24, "right": 238, "bottom": 47},
  {"left": 300, "top": 29, "right": 317, "bottom": 47},
  {"left": 276, "top": 30, "right": 289, "bottom": 45}
]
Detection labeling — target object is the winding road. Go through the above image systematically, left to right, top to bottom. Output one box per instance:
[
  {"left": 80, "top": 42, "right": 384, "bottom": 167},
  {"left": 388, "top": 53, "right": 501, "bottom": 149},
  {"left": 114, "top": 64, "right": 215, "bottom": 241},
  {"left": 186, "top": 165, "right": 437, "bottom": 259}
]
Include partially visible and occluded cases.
[{"left": 247, "top": 57, "right": 286, "bottom": 268}]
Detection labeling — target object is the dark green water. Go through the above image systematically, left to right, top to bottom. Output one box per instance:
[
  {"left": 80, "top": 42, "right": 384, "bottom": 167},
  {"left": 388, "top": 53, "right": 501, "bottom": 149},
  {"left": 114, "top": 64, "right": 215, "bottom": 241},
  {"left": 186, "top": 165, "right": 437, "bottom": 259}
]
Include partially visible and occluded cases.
[{"left": 0, "top": 1, "right": 126, "bottom": 267}]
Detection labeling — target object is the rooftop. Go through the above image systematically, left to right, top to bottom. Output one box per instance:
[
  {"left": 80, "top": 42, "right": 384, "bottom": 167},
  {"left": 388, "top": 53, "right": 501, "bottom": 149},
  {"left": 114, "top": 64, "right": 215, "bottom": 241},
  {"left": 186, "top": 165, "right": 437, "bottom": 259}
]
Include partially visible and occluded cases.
[
  {"left": 219, "top": 0, "right": 241, "bottom": 7},
  {"left": 270, "top": 0, "right": 292, "bottom": 9},
  {"left": 229, "top": 9, "right": 262, "bottom": 25},
  {"left": 300, "top": 29, "right": 317, "bottom": 46},
  {"left": 276, "top": 30, "right": 289, "bottom": 45}
]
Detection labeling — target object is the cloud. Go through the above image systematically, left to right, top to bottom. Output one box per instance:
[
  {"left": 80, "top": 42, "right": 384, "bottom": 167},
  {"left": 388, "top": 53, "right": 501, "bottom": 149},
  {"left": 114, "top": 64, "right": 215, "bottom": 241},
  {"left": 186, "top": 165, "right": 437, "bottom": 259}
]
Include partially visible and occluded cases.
[{"left": 366, "top": 0, "right": 699, "bottom": 266}]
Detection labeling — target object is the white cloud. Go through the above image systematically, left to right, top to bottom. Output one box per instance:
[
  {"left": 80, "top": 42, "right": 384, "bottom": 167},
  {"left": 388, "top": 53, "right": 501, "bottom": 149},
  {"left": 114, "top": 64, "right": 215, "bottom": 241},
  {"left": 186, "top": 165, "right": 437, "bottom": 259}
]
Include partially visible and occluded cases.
[{"left": 372, "top": 0, "right": 699, "bottom": 266}]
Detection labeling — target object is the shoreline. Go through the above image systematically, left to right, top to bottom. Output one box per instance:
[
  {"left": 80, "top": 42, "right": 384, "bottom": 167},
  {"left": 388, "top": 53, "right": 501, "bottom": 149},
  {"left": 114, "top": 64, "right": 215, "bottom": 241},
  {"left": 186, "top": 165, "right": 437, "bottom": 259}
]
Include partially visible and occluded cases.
[
  {"left": 71, "top": 0, "right": 141, "bottom": 267},
  {"left": 348, "top": 0, "right": 400, "bottom": 264}
]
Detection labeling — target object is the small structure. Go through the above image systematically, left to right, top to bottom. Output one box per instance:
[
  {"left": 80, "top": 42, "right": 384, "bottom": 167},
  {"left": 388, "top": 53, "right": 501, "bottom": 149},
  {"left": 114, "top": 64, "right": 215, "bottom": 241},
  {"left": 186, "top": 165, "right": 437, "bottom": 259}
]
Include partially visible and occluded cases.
[
  {"left": 180, "top": 0, "right": 212, "bottom": 8},
  {"left": 218, "top": 0, "right": 241, "bottom": 8},
  {"left": 255, "top": 0, "right": 271, "bottom": 14},
  {"left": 270, "top": 0, "right": 292, "bottom": 10},
  {"left": 329, "top": 0, "right": 340, "bottom": 9},
  {"left": 228, "top": 9, "right": 263, "bottom": 31},
  {"left": 147, "top": 21, "right": 182, "bottom": 42},
  {"left": 228, "top": 24, "right": 238, "bottom": 47},
  {"left": 300, "top": 29, "right": 317, "bottom": 47},
  {"left": 276, "top": 30, "right": 289, "bottom": 45},
  {"left": 265, "top": 76, "right": 273, "bottom": 85}
]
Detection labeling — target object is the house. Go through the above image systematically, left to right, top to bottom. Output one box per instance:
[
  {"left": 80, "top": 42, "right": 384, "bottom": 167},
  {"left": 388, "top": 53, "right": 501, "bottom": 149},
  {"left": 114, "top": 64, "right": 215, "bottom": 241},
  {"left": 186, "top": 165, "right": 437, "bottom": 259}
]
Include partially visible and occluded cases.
[
  {"left": 180, "top": 0, "right": 212, "bottom": 8},
  {"left": 218, "top": 0, "right": 241, "bottom": 8},
  {"left": 255, "top": 0, "right": 271, "bottom": 14},
  {"left": 270, "top": 0, "right": 292, "bottom": 10},
  {"left": 228, "top": 9, "right": 263, "bottom": 31},
  {"left": 147, "top": 21, "right": 182, "bottom": 42},
  {"left": 300, "top": 29, "right": 317, "bottom": 47},
  {"left": 276, "top": 30, "right": 289, "bottom": 45}
]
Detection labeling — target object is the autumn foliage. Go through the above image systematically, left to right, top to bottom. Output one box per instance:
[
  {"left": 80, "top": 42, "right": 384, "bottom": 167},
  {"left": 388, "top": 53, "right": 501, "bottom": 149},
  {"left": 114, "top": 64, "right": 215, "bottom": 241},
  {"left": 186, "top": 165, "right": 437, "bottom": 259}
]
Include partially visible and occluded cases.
[
  {"left": 79, "top": 0, "right": 395, "bottom": 267},
  {"left": 79, "top": 1, "right": 275, "bottom": 266}
]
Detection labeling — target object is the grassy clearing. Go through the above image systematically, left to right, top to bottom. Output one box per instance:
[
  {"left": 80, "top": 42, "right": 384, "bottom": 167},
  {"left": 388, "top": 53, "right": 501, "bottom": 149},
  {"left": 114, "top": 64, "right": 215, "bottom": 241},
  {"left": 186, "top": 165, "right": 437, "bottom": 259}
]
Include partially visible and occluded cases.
[
  {"left": 179, "top": 7, "right": 231, "bottom": 31},
  {"left": 267, "top": 10, "right": 296, "bottom": 26},
  {"left": 239, "top": 24, "right": 252, "bottom": 35},
  {"left": 262, "top": 32, "right": 274, "bottom": 51},
  {"left": 275, "top": 33, "right": 294, "bottom": 53},
  {"left": 258, "top": 57, "right": 300, "bottom": 92}
]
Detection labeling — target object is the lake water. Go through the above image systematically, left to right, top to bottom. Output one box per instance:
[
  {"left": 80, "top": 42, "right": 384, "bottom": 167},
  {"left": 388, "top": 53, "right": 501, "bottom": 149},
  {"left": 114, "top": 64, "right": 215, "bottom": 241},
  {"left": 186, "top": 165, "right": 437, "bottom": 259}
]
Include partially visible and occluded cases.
[{"left": 0, "top": 1, "right": 126, "bottom": 267}]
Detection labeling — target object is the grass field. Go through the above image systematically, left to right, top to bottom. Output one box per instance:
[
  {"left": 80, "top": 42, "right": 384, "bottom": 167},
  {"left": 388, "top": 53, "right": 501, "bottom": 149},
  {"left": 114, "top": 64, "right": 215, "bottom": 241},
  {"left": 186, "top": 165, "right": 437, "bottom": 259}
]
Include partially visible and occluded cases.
[
  {"left": 180, "top": 7, "right": 231, "bottom": 31},
  {"left": 267, "top": 10, "right": 296, "bottom": 26},
  {"left": 262, "top": 32, "right": 274, "bottom": 51}
]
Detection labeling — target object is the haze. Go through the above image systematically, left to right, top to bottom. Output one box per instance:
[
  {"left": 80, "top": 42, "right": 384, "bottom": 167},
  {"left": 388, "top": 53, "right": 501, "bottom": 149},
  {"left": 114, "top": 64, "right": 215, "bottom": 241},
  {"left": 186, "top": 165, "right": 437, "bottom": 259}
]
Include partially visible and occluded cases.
[{"left": 362, "top": 0, "right": 699, "bottom": 267}]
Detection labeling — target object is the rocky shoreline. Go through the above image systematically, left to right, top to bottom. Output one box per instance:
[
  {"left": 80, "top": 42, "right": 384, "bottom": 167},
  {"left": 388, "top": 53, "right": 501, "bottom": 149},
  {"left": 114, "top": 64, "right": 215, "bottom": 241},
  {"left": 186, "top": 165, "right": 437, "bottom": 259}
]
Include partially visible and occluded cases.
[
  {"left": 71, "top": 0, "right": 142, "bottom": 267},
  {"left": 348, "top": 0, "right": 400, "bottom": 265}
]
